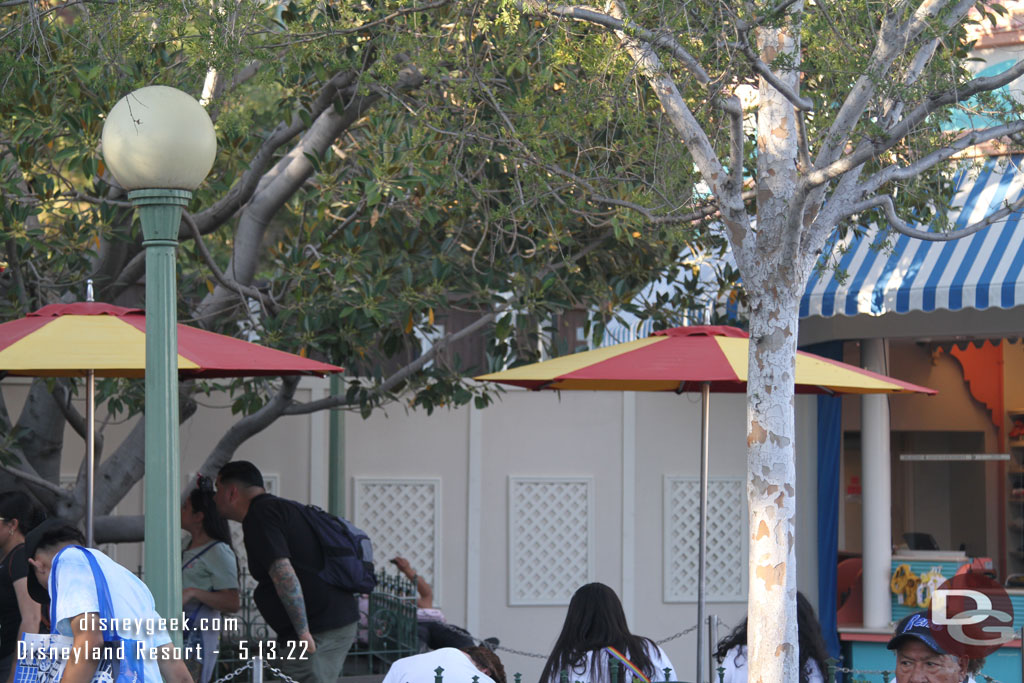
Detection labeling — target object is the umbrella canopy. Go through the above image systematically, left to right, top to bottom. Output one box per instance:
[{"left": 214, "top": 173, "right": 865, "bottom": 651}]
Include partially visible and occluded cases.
[
  {"left": 0, "top": 301, "right": 343, "bottom": 548},
  {"left": 0, "top": 302, "right": 343, "bottom": 377},
  {"left": 476, "top": 324, "right": 935, "bottom": 395}
]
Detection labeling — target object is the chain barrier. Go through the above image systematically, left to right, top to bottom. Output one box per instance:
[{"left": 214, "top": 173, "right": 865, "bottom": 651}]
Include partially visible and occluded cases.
[
  {"left": 656, "top": 623, "right": 702, "bottom": 646},
  {"left": 210, "top": 659, "right": 252, "bottom": 683},
  {"left": 264, "top": 662, "right": 304, "bottom": 683}
]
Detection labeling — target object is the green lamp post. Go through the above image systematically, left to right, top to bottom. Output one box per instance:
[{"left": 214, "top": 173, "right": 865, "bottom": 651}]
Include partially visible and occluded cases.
[{"left": 101, "top": 85, "right": 217, "bottom": 624}]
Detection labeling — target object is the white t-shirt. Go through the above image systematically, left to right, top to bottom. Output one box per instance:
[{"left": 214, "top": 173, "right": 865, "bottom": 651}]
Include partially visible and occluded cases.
[
  {"left": 51, "top": 546, "right": 173, "bottom": 683},
  {"left": 545, "top": 642, "right": 676, "bottom": 683},
  {"left": 717, "top": 645, "right": 824, "bottom": 683},
  {"left": 383, "top": 647, "right": 496, "bottom": 683}
]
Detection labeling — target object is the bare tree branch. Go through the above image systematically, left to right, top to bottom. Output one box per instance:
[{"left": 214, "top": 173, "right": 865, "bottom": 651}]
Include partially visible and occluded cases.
[
  {"left": 590, "top": 1, "right": 750, "bottom": 252},
  {"left": 730, "top": 38, "right": 812, "bottom": 111},
  {"left": 805, "top": 63, "right": 1024, "bottom": 192},
  {"left": 859, "top": 120, "right": 1024, "bottom": 195},
  {"left": 852, "top": 191, "right": 1024, "bottom": 241},
  {"left": 0, "top": 464, "right": 67, "bottom": 495}
]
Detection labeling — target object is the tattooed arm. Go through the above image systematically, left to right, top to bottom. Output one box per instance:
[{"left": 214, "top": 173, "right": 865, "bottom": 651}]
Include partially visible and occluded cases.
[{"left": 268, "top": 558, "right": 318, "bottom": 653}]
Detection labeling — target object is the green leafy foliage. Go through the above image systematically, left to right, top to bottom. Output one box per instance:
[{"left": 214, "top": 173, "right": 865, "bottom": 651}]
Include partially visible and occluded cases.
[{"left": 0, "top": 0, "right": 718, "bottom": 427}]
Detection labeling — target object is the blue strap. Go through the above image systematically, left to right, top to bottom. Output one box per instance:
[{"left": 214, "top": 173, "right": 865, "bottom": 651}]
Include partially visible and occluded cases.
[
  {"left": 49, "top": 545, "right": 146, "bottom": 682},
  {"left": 49, "top": 546, "right": 118, "bottom": 640}
]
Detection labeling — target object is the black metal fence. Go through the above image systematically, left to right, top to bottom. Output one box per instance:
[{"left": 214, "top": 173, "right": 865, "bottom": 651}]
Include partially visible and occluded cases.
[{"left": 210, "top": 568, "right": 419, "bottom": 682}]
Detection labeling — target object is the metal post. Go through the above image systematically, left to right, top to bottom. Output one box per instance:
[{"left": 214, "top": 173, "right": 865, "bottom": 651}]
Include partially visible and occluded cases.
[
  {"left": 134, "top": 188, "right": 190, "bottom": 637},
  {"left": 85, "top": 279, "right": 96, "bottom": 548},
  {"left": 85, "top": 369, "right": 95, "bottom": 547},
  {"left": 328, "top": 373, "right": 345, "bottom": 516},
  {"left": 696, "top": 381, "right": 711, "bottom": 683},
  {"left": 708, "top": 613, "right": 719, "bottom": 683},
  {"left": 253, "top": 656, "right": 263, "bottom": 683}
]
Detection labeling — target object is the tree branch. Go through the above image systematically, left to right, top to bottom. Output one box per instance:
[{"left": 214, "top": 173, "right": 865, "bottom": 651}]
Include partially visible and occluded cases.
[
  {"left": 814, "top": 0, "right": 974, "bottom": 170},
  {"left": 518, "top": 1, "right": 742, "bottom": 115},
  {"left": 730, "top": 38, "right": 812, "bottom": 111},
  {"left": 806, "top": 59, "right": 1024, "bottom": 193},
  {"left": 194, "top": 65, "right": 424, "bottom": 324},
  {"left": 859, "top": 120, "right": 1024, "bottom": 196},
  {"left": 849, "top": 191, "right": 1024, "bottom": 242},
  {"left": 182, "top": 211, "right": 279, "bottom": 316},
  {"left": 283, "top": 309, "right": 504, "bottom": 416},
  {"left": 195, "top": 376, "right": 300, "bottom": 478},
  {"left": 0, "top": 464, "right": 67, "bottom": 496}
]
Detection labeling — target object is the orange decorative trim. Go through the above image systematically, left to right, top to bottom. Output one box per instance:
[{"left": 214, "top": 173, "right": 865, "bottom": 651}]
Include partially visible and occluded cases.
[{"left": 949, "top": 340, "right": 1005, "bottom": 450}]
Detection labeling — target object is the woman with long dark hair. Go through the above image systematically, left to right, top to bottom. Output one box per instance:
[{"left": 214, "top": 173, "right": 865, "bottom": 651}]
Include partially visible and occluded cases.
[
  {"left": 181, "top": 475, "right": 240, "bottom": 683},
  {"left": 0, "top": 491, "right": 40, "bottom": 683},
  {"left": 540, "top": 583, "right": 675, "bottom": 683},
  {"left": 713, "top": 591, "right": 829, "bottom": 683}
]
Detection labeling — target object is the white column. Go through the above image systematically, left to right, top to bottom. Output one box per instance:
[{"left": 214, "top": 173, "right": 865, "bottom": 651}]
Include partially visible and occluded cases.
[
  {"left": 861, "top": 338, "right": 892, "bottom": 628},
  {"left": 621, "top": 391, "right": 637, "bottom": 623},
  {"left": 466, "top": 405, "right": 483, "bottom": 635}
]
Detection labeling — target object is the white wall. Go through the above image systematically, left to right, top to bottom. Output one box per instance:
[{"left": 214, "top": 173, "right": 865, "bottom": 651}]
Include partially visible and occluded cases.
[{"left": 344, "top": 388, "right": 820, "bottom": 681}]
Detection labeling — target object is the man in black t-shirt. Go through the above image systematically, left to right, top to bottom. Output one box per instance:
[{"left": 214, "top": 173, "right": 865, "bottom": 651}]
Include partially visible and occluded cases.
[{"left": 215, "top": 461, "right": 358, "bottom": 683}]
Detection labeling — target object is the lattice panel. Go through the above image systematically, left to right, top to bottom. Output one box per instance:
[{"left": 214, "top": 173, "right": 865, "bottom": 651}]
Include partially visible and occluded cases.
[
  {"left": 509, "top": 477, "right": 593, "bottom": 605},
  {"left": 664, "top": 477, "right": 746, "bottom": 602},
  {"left": 353, "top": 478, "right": 440, "bottom": 601}
]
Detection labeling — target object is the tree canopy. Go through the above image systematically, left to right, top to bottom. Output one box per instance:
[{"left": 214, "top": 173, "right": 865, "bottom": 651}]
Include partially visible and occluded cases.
[{"left": 0, "top": 1, "right": 733, "bottom": 524}]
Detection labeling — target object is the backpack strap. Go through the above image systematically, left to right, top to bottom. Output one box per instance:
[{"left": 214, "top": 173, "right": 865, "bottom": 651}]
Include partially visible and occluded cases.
[
  {"left": 182, "top": 540, "right": 222, "bottom": 569},
  {"left": 49, "top": 545, "right": 118, "bottom": 641},
  {"left": 604, "top": 647, "right": 651, "bottom": 683}
]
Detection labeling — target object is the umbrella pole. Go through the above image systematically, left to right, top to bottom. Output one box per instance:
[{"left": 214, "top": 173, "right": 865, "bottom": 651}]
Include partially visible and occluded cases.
[
  {"left": 86, "top": 369, "right": 95, "bottom": 547},
  {"left": 696, "top": 381, "right": 710, "bottom": 683}
]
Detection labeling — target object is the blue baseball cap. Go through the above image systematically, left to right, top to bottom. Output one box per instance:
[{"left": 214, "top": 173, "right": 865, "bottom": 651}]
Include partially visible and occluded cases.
[{"left": 887, "top": 611, "right": 948, "bottom": 655}]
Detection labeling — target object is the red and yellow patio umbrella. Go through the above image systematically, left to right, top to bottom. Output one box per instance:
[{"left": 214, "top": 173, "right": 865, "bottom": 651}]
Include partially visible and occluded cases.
[
  {"left": 0, "top": 301, "right": 343, "bottom": 543},
  {"left": 477, "top": 324, "right": 934, "bottom": 681},
  {"left": 477, "top": 324, "right": 933, "bottom": 394}
]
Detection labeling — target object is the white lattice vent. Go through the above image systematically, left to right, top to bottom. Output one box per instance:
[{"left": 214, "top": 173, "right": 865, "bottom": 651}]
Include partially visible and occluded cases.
[
  {"left": 509, "top": 477, "right": 593, "bottom": 605},
  {"left": 664, "top": 477, "right": 746, "bottom": 602},
  {"left": 353, "top": 478, "right": 440, "bottom": 601}
]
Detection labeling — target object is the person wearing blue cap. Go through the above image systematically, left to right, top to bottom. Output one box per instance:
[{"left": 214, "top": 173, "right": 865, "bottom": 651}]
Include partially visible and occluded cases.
[{"left": 887, "top": 611, "right": 972, "bottom": 683}]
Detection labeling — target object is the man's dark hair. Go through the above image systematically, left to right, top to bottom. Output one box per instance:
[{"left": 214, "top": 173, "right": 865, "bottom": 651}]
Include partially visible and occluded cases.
[
  {"left": 218, "top": 460, "right": 265, "bottom": 489},
  {"left": 34, "top": 524, "right": 85, "bottom": 556}
]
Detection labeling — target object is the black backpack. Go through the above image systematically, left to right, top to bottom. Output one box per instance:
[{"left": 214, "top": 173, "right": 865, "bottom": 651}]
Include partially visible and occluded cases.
[{"left": 291, "top": 501, "right": 377, "bottom": 594}]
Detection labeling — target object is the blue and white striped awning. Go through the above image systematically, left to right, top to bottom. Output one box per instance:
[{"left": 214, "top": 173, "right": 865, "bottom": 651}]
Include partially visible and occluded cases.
[{"left": 801, "top": 156, "right": 1024, "bottom": 320}]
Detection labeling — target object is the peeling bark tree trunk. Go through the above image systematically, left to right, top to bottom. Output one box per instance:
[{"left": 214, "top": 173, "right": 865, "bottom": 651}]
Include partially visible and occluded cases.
[
  {"left": 742, "top": 13, "right": 804, "bottom": 683},
  {"left": 745, "top": 289, "right": 801, "bottom": 683}
]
